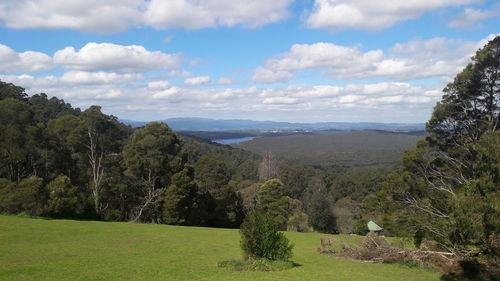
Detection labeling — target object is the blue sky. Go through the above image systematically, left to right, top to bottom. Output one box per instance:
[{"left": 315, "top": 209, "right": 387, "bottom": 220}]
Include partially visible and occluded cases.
[{"left": 0, "top": 0, "right": 498, "bottom": 123}]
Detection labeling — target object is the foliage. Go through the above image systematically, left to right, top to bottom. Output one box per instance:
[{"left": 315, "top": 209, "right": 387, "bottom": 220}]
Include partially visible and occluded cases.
[
  {"left": 375, "top": 36, "right": 500, "bottom": 256},
  {"left": 0, "top": 81, "right": 28, "bottom": 101},
  {"left": 0, "top": 98, "right": 37, "bottom": 182},
  {"left": 123, "top": 122, "right": 186, "bottom": 222},
  {"left": 236, "top": 130, "right": 424, "bottom": 168},
  {"left": 192, "top": 155, "right": 244, "bottom": 227},
  {"left": 163, "top": 166, "right": 198, "bottom": 225},
  {"left": 46, "top": 175, "right": 80, "bottom": 217},
  {"left": 257, "top": 179, "right": 294, "bottom": 230},
  {"left": 287, "top": 211, "right": 311, "bottom": 232},
  {"left": 240, "top": 212, "right": 293, "bottom": 261},
  {"left": 354, "top": 219, "right": 369, "bottom": 235}
]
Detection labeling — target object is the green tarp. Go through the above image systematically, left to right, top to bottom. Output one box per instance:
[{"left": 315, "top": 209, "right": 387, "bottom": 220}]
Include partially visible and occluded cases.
[{"left": 367, "top": 221, "right": 382, "bottom": 231}]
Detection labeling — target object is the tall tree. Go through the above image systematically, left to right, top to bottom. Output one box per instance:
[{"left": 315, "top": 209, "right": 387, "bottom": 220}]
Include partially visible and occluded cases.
[
  {"left": 379, "top": 36, "right": 500, "bottom": 255},
  {"left": 0, "top": 81, "right": 28, "bottom": 101},
  {"left": 0, "top": 98, "right": 37, "bottom": 182},
  {"left": 123, "top": 122, "right": 185, "bottom": 222},
  {"left": 258, "top": 150, "right": 279, "bottom": 182},
  {"left": 163, "top": 166, "right": 198, "bottom": 225}
]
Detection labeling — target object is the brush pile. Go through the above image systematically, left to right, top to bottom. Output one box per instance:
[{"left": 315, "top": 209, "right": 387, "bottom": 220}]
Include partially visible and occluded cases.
[{"left": 318, "top": 232, "right": 454, "bottom": 269}]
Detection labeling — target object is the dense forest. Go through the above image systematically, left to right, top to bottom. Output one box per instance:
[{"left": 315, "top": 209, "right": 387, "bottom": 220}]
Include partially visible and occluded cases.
[{"left": 0, "top": 36, "right": 498, "bottom": 260}]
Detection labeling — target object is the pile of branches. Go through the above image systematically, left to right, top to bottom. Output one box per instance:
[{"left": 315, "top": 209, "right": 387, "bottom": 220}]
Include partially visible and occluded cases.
[
  {"left": 318, "top": 233, "right": 454, "bottom": 269},
  {"left": 318, "top": 233, "right": 499, "bottom": 279}
]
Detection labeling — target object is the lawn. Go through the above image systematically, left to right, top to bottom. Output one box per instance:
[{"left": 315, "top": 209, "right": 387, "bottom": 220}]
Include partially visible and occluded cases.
[{"left": 0, "top": 215, "right": 440, "bottom": 281}]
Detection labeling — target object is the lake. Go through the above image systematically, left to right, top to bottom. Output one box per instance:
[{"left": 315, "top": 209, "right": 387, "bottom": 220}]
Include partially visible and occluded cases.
[{"left": 212, "top": 136, "right": 259, "bottom": 144}]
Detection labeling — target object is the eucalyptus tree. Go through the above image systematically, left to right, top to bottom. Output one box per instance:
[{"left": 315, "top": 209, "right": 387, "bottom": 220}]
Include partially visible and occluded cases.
[{"left": 123, "top": 122, "right": 186, "bottom": 222}]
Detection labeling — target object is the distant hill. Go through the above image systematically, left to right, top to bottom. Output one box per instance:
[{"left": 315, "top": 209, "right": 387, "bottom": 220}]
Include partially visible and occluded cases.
[
  {"left": 119, "top": 117, "right": 425, "bottom": 132},
  {"left": 234, "top": 130, "right": 426, "bottom": 168}
]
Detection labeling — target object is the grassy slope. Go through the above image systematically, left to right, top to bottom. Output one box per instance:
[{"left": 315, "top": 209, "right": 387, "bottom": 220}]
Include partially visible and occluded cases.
[
  {"left": 235, "top": 130, "right": 424, "bottom": 168},
  {"left": 0, "top": 215, "right": 439, "bottom": 281}
]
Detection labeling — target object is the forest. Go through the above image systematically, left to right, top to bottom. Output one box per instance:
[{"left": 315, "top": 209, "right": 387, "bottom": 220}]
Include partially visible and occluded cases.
[{"left": 0, "top": 35, "right": 498, "bottom": 265}]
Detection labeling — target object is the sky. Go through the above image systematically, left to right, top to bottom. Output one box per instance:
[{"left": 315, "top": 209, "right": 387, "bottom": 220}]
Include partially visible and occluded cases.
[{"left": 0, "top": 0, "right": 499, "bottom": 123}]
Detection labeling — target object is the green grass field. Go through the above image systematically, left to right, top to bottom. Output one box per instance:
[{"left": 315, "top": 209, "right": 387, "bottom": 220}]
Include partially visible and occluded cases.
[{"left": 0, "top": 215, "right": 440, "bottom": 281}]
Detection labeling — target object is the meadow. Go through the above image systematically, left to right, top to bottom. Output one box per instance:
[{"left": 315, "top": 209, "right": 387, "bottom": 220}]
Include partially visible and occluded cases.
[{"left": 0, "top": 215, "right": 440, "bottom": 281}]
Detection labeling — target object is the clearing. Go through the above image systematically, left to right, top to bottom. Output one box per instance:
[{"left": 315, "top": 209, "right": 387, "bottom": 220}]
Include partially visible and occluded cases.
[{"left": 0, "top": 215, "right": 440, "bottom": 281}]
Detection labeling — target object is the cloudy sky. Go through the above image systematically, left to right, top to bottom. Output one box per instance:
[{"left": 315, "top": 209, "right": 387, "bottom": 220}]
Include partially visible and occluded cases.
[{"left": 0, "top": 0, "right": 498, "bottom": 123}]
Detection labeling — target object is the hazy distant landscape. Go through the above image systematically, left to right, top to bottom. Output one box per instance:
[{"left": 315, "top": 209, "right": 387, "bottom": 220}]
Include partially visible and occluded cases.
[
  {"left": 120, "top": 117, "right": 425, "bottom": 132},
  {"left": 235, "top": 130, "right": 425, "bottom": 168}
]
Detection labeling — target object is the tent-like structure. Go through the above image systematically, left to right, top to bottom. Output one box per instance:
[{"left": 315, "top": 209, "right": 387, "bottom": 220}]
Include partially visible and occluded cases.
[{"left": 367, "top": 221, "right": 383, "bottom": 232}]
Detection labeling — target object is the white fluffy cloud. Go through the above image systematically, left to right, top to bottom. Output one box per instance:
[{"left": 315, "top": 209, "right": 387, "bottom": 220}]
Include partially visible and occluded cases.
[
  {"left": 0, "top": 0, "right": 292, "bottom": 33},
  {"left": 0, "top": 0, "right": 144, "bottom": 33},
  {"left": 143, "top": 0, "right": 292, "bottom": 29},
  {"left": 306, "top": 0, "right": 479, "bottom": 31},
  {"left": 449, "top": 7, "right": 500, "bottom": 28},
  {"left": 253, "top": 36, "right": 495, "bottom": 83},
  {"left": 54, "top": 43, "right": 181, "bottom": 73},
  {"left": 0, "top": 44, "right": 53, "bottom": 72},
  {"left": 0, "top": 71, "right": 443, "bottom": 122},
  {"left": 60, "top": 71, "right": 141, "bottom": 84},
  {"left": 184, "top": 76, "right": 211, "bottom": 86},
  {"left": 217, "top": 77, "right": 235, "bottom": 85}
]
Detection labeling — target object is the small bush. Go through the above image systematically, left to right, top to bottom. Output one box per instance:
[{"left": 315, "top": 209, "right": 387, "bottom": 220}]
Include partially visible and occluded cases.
[{"left": 240, "top": 212, "right": 293, "bottom": 261}]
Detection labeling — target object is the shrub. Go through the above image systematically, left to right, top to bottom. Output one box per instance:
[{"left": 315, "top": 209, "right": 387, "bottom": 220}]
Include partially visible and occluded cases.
[{"left": 240, "top": 212, "right": 293, "bottom": 261}]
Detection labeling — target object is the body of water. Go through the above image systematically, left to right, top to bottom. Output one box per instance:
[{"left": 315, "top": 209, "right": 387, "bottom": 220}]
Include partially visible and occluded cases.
[{"left": 212, "top": 136, "right": 258, "bottom": 144}]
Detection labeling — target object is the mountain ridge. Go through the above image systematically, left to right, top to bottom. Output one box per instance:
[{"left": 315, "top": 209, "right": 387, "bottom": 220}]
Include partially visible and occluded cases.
[{"left": 119, "top": 117, "right": 425, "bottom": 131}]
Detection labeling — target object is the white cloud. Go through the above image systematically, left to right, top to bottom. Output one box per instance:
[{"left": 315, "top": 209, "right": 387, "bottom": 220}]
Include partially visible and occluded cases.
[
  {"left": 0, "top": 0, "right": 144, "bottom": 33},
  {"left": 0, "top": 0, "right": 291, "bottom": 33},
  {"left": 143, "top": 0, "right": 292, "bottom": 29},
  {"left": 306, "top": 0, "right": 479, "bottom": 31},
  {"left": 449, "top": 7, "right": 500, "bottom": 28},
  {"left": 253, "top": 36, "right": 496, "bottom": 82},
  {"left": 54, "top": 42, "right": 181, "bottom": 73},
  {"left": 0, "top": 44, "right": 53, "bottom": 72},
  {"left": 252, "top": 67, "right": 295, "bottom": 83},
  {"left": 167, "top": 70, "right": 193, "bottom": 77},
  {"left": 1, "top": 71, "right": 442, "bottom": 122},
  {"left": 60, "top": 71, "right": 141, "bottom": 84},
  {"left": 184, "top": 76, "right": 211, "bottom": 86},
  {"left": 217, "top": 77, "right": 235, "bottom": 85},
  {"left": 148, "top": 80, "right": 171, "bottom": 90},
  {"left": 151, "top": 86, "right": 182, "bottom": 99},
  {"left": 263, "top": 97, "right": 299, "bottom": 104}
]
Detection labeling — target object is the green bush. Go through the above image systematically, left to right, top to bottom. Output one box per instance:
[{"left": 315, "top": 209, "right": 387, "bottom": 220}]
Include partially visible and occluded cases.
[{"left": 240, "top": 212, "right": 293, "bottom": 261}]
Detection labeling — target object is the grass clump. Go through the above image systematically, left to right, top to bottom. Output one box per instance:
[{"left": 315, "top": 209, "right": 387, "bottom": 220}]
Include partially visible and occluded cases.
[{"left": 218, "top": 258, "right": 295, "bottom": 271}]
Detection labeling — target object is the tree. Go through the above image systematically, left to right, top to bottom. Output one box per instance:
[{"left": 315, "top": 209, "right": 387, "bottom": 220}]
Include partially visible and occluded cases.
[
  {"left": 379, "top": 36, "right": 500, "bottom": 255},
  {"left": 427, "top": 36, "right": 499, "bottom": 152},
  {"left": 0, "top": 81, "right": 28, "bottom": 101},
  {"left": 29, "top": 93, "right": 80, "bottom": 123},
  {"left": 0, "top": 98, "right": 37, "bottom": 182},
  {"left": 123, "top": 122, "right": 185, "bottom": 222},
  {"left": 258, "top": 150, "right": 279, "bottom": 181},
  {"left": 192, "top": 155, "right": 244, "bottom": 227},
  {"left": 163, "top": 166, "right": 198, "bottom": 225},
  {"left": 46, "top": 175, "right": 80, "bottom": 217},
  {"left": 257, "top": 179, "right": 297, "bottom": 230},
  {"left": 240, "top": 212, "right": 293, "bottom": 261}
]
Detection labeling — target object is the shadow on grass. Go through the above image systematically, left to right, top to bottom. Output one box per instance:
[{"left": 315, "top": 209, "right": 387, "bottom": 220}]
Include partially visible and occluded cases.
[
  {"left": 218, "top": 258, "right": 301, "bottom": 272},
  {"left": 441, "top": 274, "right": 499, "bottom": 281}
]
